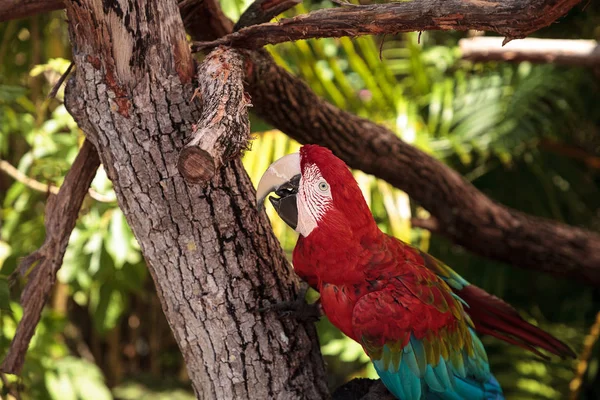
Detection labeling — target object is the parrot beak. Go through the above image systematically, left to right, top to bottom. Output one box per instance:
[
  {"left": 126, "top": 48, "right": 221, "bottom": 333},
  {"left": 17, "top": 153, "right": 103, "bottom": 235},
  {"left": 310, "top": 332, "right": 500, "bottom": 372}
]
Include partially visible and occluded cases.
[{"left": 256, "top": 153, "right": 301, "bottom": 230}]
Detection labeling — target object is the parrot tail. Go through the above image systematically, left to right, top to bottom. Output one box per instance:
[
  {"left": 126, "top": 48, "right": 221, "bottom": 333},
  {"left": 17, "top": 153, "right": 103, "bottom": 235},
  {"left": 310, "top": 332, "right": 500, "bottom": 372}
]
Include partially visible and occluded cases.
[{"left": 459, "top": 284, "right": 575, "bottom": 359}]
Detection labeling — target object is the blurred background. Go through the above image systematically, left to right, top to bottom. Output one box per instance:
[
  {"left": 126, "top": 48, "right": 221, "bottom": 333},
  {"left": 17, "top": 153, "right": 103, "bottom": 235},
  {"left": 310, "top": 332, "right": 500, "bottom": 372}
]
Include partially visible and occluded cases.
[{"left": 1, "top": 0, "right": 599, "bottom": 399}]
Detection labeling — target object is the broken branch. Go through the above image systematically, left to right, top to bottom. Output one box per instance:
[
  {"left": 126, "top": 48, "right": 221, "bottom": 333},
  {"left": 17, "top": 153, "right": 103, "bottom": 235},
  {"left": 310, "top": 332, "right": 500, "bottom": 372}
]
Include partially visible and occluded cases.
[
  {"left": 192, "top": 0, "right": 582, "bottom": 50},
  {"left": 460, "top": 37, "right": 600, "bottom": 67},
  {"left": 177, "top": 46, "right": 251, "bottom": 184},
  {"left": 1, "top": 140, "right": 100, "bottom": 374}
]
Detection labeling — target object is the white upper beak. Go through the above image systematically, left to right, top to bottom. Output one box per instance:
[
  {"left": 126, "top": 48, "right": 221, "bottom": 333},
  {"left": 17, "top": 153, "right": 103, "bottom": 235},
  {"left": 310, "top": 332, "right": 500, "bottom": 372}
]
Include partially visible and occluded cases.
[{"left": 256, "top": 152, "right": 301, "bottom": 208}]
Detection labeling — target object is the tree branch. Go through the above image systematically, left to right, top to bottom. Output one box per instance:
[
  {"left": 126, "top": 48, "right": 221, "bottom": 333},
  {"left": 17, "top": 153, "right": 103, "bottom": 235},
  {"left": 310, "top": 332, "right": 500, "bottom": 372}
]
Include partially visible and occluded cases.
[
  {"left": 0, "top": 0, "right": 63, "bottom": 22},
  {"left": 179, "top": 0, "right": 233, "bottom": 40},
  {"left": 192, "top": 0, "right": 582, "bottom": 50},
  {"left": 234, "top": 0, "right": 302, "bottom": 31},
  {"left": 460, "top": 37, "right": 600, "bottom": 66},
  {"left": 178, "top": 46, "right": 251, "bottom": 184},
  {"left": 241, "top": 49, "right": 600, "bottom": 286},
  {"left": 540, "top": 139, "right": 600, "bottom": 169},
  {"left": 1, "top": 140, "right": 100, "bottom": 374},
  {"left": 0, "top": 159, "right": 113, "bottom": 203},
  {"left": 411, "top": 217, "right": 440, "bottom": 233},
  {"left": 333, "top": 378, "right": 395, "bottom": 400}
]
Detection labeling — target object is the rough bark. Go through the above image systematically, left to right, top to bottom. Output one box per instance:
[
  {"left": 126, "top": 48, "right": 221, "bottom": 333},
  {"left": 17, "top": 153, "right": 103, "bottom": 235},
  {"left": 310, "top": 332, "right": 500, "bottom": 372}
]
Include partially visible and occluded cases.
[
  {"left": 62, "top": 0, "right": 328, "bottom": 398},
  {"left": 192, "top": 0, "right": 583, "bottom": 50},
  {"left": 460, "top": 37, "right": 600, "bottom": 66},
  {"left": 178, "top": 47, "right": 251, "bottom": 184},
  {"left": 241, "top": 49, "right": 600, "bottom": 287},
  {"left": 1, "top": 140, "right": 100, "bottom": 374}
]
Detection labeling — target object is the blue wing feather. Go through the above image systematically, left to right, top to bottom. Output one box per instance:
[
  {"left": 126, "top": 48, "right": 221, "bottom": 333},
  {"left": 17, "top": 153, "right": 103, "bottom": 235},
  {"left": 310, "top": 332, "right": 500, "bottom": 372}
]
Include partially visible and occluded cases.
[{"left": 368, "top": 329, "right": 502, "bottom": 399}]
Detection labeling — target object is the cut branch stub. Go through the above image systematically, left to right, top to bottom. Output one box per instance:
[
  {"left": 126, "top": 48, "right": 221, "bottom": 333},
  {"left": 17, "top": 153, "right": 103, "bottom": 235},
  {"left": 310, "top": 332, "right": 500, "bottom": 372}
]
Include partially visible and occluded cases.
[{"left": 178, "top": 46, "right": 251, "bottom": 184}]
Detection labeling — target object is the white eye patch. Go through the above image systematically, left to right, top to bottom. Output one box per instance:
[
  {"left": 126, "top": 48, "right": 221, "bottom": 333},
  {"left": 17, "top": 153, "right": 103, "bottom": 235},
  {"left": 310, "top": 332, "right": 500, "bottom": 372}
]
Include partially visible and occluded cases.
[{"left": 296, "top": 165, "right": 333, "bottom": 237}]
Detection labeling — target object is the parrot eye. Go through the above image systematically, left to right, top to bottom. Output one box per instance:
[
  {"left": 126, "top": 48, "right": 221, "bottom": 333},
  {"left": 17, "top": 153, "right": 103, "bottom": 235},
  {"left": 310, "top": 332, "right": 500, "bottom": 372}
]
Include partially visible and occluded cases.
[{"left": 318, "top": 181, "right": 329, "bottom": 192}]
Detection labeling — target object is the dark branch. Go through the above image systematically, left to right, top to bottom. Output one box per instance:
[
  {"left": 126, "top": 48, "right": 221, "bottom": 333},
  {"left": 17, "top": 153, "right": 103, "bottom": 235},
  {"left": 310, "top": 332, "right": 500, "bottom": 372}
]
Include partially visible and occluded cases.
[
  {"left": 0, "top": 0, "right": 63, "bottom": 22},
  {"left": 0, "top": 0, "right": 234, "bottom": 34},
  {"left": 179, "top": 0, "right": 233, "bottom": 40},
  {"left": 192, "top": 0, "right": 582, "bottom": 50},
  {"left": 234, "top": 0, "right": 301, "bottom": 31},
  {"left": 460, "top": 37, "right": 600, "bottom": 67},
  {"left": 178, "top": 46, "right": 251, "bottom": 183},
  {"left": 241, "top": 49, "right": 600, "bottom": 286},
  {"left": 540, "top": 139, "right": 600, "bottom": 169},
  {"left": 1, "top": 140, "right": 100, "bottom": 374},
  {"left": 333, "top": 378, "right": 395, "bottom": 400}
]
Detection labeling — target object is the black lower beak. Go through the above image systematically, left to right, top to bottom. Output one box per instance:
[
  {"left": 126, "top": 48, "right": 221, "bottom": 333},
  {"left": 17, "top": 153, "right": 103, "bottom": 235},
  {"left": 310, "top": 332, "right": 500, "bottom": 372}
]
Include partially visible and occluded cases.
[
  {"left": 269, "top": 174, "right": 300, "bottom": 230},
  {"left": 269, "top": 195, "right": 298, "bottom": 230}
]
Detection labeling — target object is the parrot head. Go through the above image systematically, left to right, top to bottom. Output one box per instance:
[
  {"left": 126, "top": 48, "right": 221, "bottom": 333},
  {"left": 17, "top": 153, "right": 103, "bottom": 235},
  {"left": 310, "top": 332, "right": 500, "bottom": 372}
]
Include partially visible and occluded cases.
[{"left": 256, "top": 144, "right": 375, "bottom": 238}]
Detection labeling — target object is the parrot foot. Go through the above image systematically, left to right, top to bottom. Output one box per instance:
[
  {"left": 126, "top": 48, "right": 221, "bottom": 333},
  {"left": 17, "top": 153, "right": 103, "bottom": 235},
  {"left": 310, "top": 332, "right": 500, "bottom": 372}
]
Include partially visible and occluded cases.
[{"left": 259, "top": 283, "right": 323, "bottom": 323}]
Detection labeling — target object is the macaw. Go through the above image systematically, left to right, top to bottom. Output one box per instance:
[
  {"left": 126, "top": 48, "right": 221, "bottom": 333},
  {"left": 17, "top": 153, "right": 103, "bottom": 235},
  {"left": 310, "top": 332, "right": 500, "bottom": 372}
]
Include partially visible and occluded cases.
[{"left": 256, "top": 144, "right": 575, "bottom": 400}]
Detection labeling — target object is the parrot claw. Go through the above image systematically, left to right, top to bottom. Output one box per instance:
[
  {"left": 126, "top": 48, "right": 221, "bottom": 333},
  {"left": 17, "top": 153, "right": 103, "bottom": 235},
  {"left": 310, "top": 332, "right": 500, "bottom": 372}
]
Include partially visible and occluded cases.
[{"left": 259, "top": 283, "right": 323, "bottom": 323}]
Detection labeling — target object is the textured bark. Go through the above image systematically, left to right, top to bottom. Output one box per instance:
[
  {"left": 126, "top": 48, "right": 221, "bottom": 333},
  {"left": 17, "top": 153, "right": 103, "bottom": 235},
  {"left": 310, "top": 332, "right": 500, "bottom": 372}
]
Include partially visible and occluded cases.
[
  {"left": 62, "top": 0, "right": 328, "bottom": 398},
  {"left": 192, "top": 0, "right": 582, "bottom": 50},
  {"left": 460, "top": 37, "right": 600, "bottom": 66},
  {"left": 178, "top": 47, "right": 251, "bottom": 184},
  {"left": 241, "top": 49, "right": 600, "bottom": 287},
  {"left": 1, "top": 140, "right": 100, "bottom": 374}
]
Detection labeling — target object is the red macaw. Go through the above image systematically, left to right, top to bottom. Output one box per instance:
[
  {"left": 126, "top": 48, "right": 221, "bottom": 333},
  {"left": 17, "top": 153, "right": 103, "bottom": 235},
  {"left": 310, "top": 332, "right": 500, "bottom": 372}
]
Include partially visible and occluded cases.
[{"left": 256, "top": 144, "right": 574, "bottom": 400}]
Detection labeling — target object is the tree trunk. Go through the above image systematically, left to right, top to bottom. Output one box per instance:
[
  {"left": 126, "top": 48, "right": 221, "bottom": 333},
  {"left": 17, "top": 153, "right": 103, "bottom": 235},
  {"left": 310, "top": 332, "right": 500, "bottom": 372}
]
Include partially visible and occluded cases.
[{"left": 62, "top": 0, "right": 328, "bottom": 398}]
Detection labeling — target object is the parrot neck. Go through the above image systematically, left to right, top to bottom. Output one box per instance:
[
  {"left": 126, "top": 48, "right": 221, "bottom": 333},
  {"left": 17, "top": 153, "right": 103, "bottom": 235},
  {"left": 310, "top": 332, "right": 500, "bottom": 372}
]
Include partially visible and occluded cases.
[{"left": 294, "top": 210, "right": 383, "bottom": 286}]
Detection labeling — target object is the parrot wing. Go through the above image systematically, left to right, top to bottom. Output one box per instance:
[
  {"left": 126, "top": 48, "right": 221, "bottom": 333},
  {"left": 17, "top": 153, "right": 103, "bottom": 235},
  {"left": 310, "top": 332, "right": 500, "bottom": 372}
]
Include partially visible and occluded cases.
[
  {"left": 413, "top": 245, "right": 575, "bottom": 359},
  {"left": 351, "top": 277, "right": 497, "bottom": 400}
]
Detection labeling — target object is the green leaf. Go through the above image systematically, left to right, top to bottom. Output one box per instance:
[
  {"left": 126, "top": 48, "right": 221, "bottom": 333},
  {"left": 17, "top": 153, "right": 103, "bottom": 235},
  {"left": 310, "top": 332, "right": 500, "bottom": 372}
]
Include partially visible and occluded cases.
[
  {"left": 106, "top": 209, "right": 131, "bottom": 269},
  {"left": 45, "top": 370, "right": 77, "bottom": 400}
]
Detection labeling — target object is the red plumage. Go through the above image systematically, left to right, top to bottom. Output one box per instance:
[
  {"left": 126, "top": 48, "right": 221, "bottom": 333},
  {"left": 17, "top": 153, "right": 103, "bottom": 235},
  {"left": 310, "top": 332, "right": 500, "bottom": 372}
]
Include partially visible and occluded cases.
[{"left": 293, "top": 144, "right": 574, "bottom": 360}]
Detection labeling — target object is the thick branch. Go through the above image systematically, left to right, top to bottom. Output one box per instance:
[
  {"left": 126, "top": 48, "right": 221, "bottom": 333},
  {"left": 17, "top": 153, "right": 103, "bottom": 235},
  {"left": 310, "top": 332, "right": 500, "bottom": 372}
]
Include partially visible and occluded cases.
[
  {"left": 0, "top": 0, "right": 63, "bottom": 22},
  {"left": 192, "top": 0, "right": 582, "bottom": 50},
  {"left": 460, "top": 37, "right": 600, "bottom": 66},
  {"left": 178, "top": 47, "right": 251, "bottom": 183},
  {"left": 241, "top": 49, "right": 600, "bottom": 286},
  {"left": 1, "top": 140, "right": 100, "bottom": 374}
]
